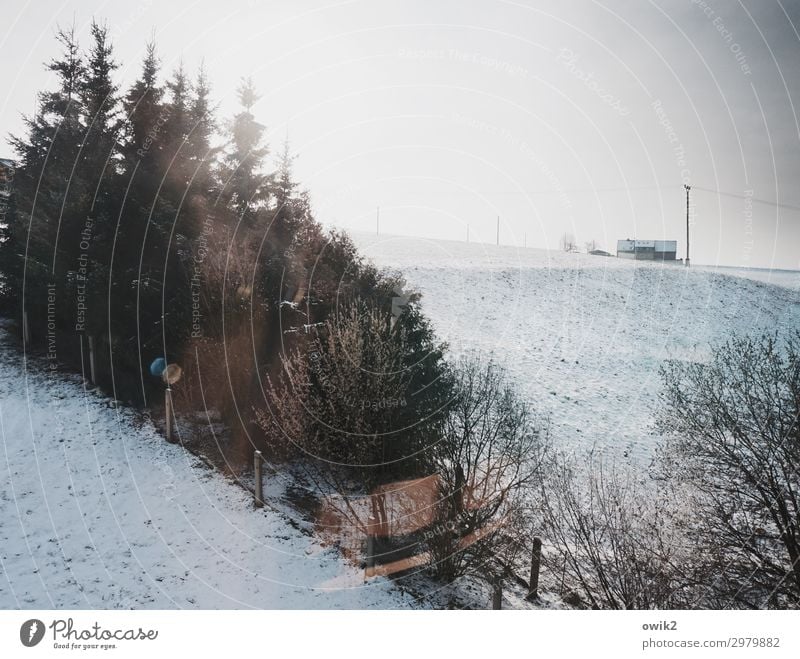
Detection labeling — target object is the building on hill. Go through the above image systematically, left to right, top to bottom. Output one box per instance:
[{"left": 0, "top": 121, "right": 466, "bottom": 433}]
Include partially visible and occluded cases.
[{"left": 617, "top": 239, "right": 677, "bottom": 260}]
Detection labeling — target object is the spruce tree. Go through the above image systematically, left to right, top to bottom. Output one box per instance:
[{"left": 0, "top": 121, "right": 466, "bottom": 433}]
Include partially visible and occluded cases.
[
  {"left": 1, "top": 25, "right": 86, "bottom": 339},
  {"left": 220, "top": 77, "right": 269, "bottom": 224}
]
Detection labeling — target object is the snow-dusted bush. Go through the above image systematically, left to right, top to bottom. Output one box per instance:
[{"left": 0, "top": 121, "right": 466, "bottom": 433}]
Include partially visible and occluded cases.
[
  {"left": 658, "top": 332, "right": 800, "bottom": 609},
  {"left": 425, "top": 355, "right": 549, "bottom": 582}
]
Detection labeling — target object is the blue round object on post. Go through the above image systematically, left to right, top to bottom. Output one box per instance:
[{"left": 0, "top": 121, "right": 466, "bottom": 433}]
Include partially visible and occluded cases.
[{"left": 149, "top": 357, "right": 167, "bottom": 378}]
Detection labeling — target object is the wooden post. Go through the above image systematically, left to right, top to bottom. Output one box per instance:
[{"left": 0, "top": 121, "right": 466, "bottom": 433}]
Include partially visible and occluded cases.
[
  {"left": 22, "top": 310, "right": 30, "bottom": 345},
  {"left": 88, "top": 335, "right": 97, "bottom": 384},
  {"left": 164, "top": 387, "right": 174, "bottom": 443},
  {"left": 254, "top": 450, "right": 263, "bottom": 508},
  {"left": 453, "top": 464, "right": 465, "bottom": 515},
  {"left": 365, "top": 515, "right": 376, "bottom": 579},
  {"left": 365, "top": 533, "right": 375, "bottom": 573},
  {"left": 528, "top": 536, "right": 542, "bottom": 600},
  {"left": 492, "top": 577, "right": 502, "bottom": 610}
]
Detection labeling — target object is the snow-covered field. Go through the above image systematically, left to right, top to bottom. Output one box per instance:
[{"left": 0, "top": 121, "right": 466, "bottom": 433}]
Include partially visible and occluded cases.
[
  {"left": 353, "top": 232, "right": 800, "bottom": 462},
  {"left": 3, "top": 233, "right": 798, "bottom": 610},
  {"left": 0, "top": 321, "right": 414, "bottom": 609}
]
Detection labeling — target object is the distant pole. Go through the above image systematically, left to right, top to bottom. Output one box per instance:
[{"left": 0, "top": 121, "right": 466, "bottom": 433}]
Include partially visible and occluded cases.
[
  {"left": 684, "top": 184, "right": 691, "bottom": 267},
  {"left": 376, "top": 206, "right": 380, "bottom": 235},
  {"left": 496, "top": 216, "right": 500, "bottom": 246},
  {"left": 466, "top": 224, "right": 469, "bottom": 243},
  {"left": 88, "top": 335, "right": 97, "bottom": 385},
  {"left": 254, "top": 450, "right": 263, "bottom": 508}
]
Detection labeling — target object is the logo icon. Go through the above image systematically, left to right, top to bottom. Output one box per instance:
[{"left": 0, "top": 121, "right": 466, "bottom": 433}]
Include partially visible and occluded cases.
[{"left": 20, "top": 619, "right": 45, "bottom": 647}]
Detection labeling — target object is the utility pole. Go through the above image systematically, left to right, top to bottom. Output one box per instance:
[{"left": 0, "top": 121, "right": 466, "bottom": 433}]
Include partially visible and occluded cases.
[
  {"left": 684, "top": 184, "right": 691, "bottom": 266},
  {"left": 376, "top": 206, "right": 380, "bottom": 235},
  {"left": 496, "top": 216, "right": 500, "bottom": 246}
]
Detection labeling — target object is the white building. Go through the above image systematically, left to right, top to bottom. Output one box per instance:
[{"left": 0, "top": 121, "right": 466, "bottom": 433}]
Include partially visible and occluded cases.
[{"left": 617, "top": 239, "right": 677, "bottom": 261}]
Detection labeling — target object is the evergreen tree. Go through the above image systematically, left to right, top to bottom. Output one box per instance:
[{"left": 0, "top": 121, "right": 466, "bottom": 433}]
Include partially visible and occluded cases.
[
  {"left": 0, "top": 25, "right": 86, "bottom": 333},
  {"left": 121, "top": 40, "right": 164, "bottom": 178},
  {"left": 110, "top": 41, "right": 167, "bottom": 372},
  {"left": 186, "top": 63, "right": 216, "bottom": 196},
  {"left": 220, "top": 77, "right": 269, "bottom": 224}
]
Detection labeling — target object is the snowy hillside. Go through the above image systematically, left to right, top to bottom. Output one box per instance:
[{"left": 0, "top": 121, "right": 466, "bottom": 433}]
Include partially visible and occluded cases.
[
  {"left": 353, "top": 233, "right": 800, "bottom": 462},
  {"left": 0, "top": 321, "right": 414, "bottom": 609}
]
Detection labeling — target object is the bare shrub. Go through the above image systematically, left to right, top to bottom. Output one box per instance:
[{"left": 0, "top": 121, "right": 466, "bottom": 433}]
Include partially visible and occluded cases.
[
  {"left": 256, "top": 301, "right": 448, "bottom": 486},
  {"left": 658, "top": 332, "right": 800, "bottom": 608},
  {"left": 425, "top": 355, "right": 549, "bottom": 582},
  {"left": 540, "top": 451, "right": 693, "bottom": 609}
]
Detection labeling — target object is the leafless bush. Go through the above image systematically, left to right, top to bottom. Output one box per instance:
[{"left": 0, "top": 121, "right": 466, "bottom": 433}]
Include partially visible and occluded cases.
[
  {"left": 256, "top": 302, "right": 424, "bottom": 486},
  {"left": 658, "top": 332, "right": 800, "bottom": 609},
  {"left": 425, "top": 355, "right": 549, "bottom": 582},
  {"left": 540, "top": 451, "right": 695, "bottom": 609}
]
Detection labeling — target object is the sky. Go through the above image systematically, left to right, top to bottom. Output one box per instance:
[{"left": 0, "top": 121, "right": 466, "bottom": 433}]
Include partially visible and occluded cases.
[{"left": 1, "top": 0, "right": 799, "bottom": 269}]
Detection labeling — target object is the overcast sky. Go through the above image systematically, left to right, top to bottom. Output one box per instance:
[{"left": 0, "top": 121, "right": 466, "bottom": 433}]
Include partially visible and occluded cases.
[{"left": 2, "top": 0, "right": 799, "bottom": 269}]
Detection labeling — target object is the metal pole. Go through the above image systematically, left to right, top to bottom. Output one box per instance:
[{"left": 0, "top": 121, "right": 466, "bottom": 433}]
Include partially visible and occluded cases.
[
  {"left": 684, "top": 184, "right": 691, "bottom": 266},
  {"left": 88, "top": 336, "right": 97, "bottom": 384},
  {"left": 165, "top": 387, "right": 174, "bottom": 443},
  {"left": 254, "top": 450, "right": 263, "bottom": 508}
]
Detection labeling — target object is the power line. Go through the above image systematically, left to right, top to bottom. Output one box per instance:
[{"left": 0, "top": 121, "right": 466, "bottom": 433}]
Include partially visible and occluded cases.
[
  {"left": 523, "top": 183, "right": 800, "bottom": 212},
  {"left": 693, "top": 186, "right": 800, "bottom": 212}
]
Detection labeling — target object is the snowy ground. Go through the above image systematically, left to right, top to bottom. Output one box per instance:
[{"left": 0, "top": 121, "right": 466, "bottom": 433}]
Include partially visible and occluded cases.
[
  {"left": 353, "top": 232, "right": 800, "bottom": 462},
  {"left": 4, "top": 234, "right": 797, "bottom": 610},
  {"left": 0, "top": 321, "right": 416, "bottom": 609}
]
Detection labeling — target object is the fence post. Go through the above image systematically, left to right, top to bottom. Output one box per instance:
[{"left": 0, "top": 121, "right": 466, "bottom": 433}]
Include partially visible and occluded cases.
[
  {"left": 22, "top": 310, "right": 30, "bottom": 345},
  {"left": 88, "top": 335, "right": 97, "bottom": 384},
  {"left": 164, "top": 387, "right": 174, "bottom": 443},
  {"left": 254, "top": 450, "right": 263, "bottom": 508},
  {"left": 365, "top": 516, "right": 376, "bottom": 579},
  {"left": 528, "top": 536, "right": 542, "bottom": 600},
  {"left": 492, "top": 577, "right": 503, "bottom": 610}
]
